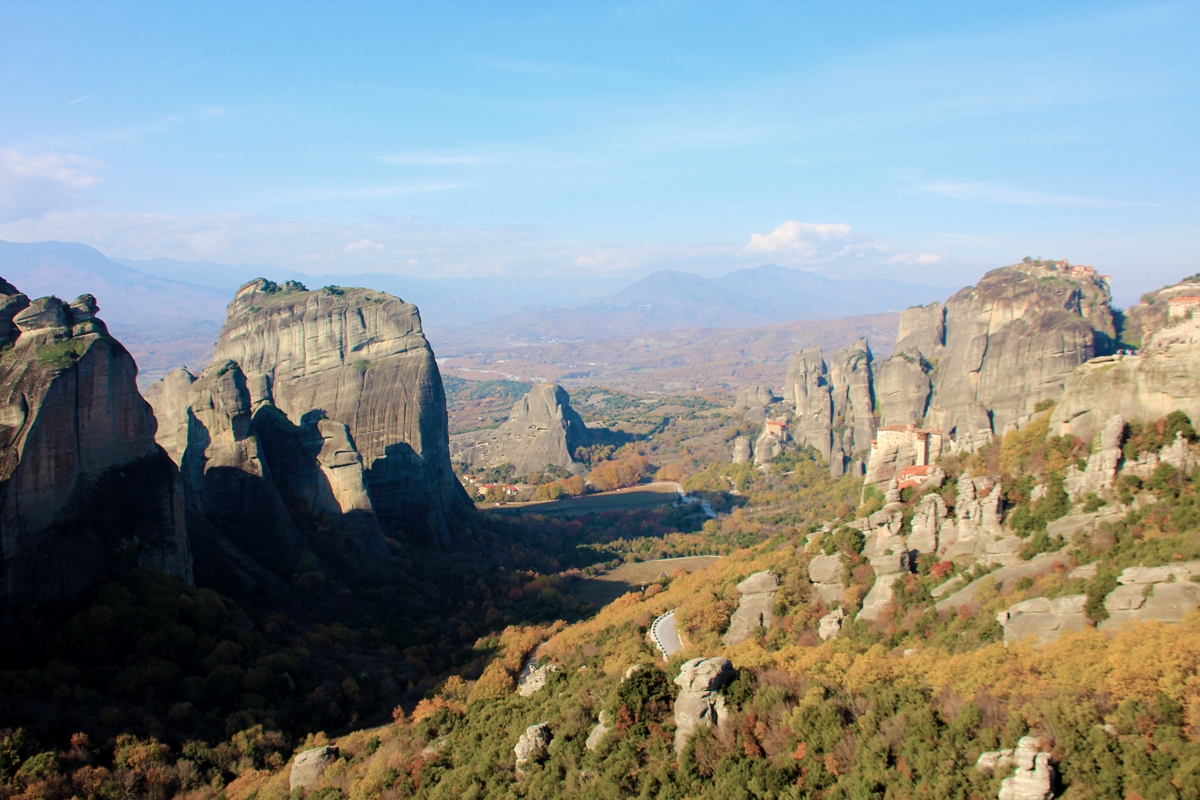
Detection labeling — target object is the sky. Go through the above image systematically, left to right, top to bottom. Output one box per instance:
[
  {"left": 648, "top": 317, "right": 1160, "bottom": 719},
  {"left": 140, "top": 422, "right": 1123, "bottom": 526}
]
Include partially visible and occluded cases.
[{"left": 0, "top": 1, "right": 1197, "bottom": 305}]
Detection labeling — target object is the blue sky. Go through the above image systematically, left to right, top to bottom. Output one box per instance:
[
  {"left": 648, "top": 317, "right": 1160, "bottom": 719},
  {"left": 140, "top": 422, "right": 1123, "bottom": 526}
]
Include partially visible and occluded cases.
[{"left": 0, "top": 1, "right": 1196, "bottom": 304}]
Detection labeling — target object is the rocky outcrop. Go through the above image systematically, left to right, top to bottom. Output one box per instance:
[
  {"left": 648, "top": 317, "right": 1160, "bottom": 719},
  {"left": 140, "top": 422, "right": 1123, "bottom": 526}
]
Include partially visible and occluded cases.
[
  {"left": 876, "top": 262, "right": 1114, "bottom": 439},
  {"left": 211, "top": 280, "right": 471, "bottom": 543},
  {"left": 0, "top": 282, "right": 191, "bottom": 606},
  {"left": 784, "top": 340, "right": 875, "bottom": 476},
  {"left": 1051, "top": 349, "right": 1200, "bottom": 445},
  {"left": 451, "top": 383, "right": 590, "bottom": 477},
  {"left": 733, "top": 385, "right": 779, "bottom": 423},
  {"left": 1063, "top": 415, "right": 1124, "bottom": 500},
  {"left": 752, "top": 420, "right": 788, "bottom": 466},
  {"left": 731, "top": 436, "right": 752, "bottom": 465},
  {"left": 858, "top": 533, "right": 912, "bottom": 622},
  {"left": 807, "top": 554, "right": 844, "bottom": 604},
  {"left": 1099, "top": 561, "right": 1200, "bottom": 631},
  {"left": 723, "top": 571, "right": 779, "bottom": 644},
  {"left": 998, "top": 595, "right": 1088, "bottom": 644},
  {"left": 818, "top": 607, "right": 845, "bottom": 640},
  {"left": 673, "top": 657, "right": 735, "bottom": 753},
  {"left": 517, "top": 662, "right": 559, "bottom": 697},
  {"left": 585, "top": 710, "right": 611, "bottom": 751},
  {"left": 514, "top": 723, "right": 551, "bottom": 774},
  {"left": 998, "top": 737, "right": 1056, "bottom": 800},
  {"left": 289, "top": 746, "right": 338, "bottom": 791}
]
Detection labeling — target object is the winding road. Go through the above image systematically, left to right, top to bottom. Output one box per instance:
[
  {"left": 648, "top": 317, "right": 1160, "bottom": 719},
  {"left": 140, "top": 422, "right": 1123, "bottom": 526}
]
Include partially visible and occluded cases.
[{"left": 650, "top": 610, "right": 682, "bottom": 661}]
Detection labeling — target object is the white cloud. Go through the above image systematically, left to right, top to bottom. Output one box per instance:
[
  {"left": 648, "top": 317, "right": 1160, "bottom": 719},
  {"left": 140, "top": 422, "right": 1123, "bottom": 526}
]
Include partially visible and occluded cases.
[
  {"left": 0, "top": 149, "right": 104, "bottom": 222},
  {"left": 918, "top": 181, "right": 1121, "bottom": 208},
  {"left": 740, "top": 221, "right": 874, "bottom": 262},
  {"left": 345, "top": 238, "right": 384, "bottom": 252},
  {"left": 886, "top": 251, "right": 948, "bottom": 265}
]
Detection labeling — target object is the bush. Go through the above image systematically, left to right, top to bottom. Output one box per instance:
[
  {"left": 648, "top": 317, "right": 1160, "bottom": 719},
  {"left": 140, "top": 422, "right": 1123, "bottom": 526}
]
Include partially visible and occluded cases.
[{"left": 589, "top": 456, "right": 651, "bottom": 492}]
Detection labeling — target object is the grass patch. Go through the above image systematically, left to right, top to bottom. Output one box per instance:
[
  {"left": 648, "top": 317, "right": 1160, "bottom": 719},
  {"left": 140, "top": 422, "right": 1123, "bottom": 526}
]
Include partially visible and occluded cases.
[
  {"left": 36, "top": 339, "right": 89, "bottom": 369},
  {"left": 353, "top": 359, "right": 377, "bottom": 373}
]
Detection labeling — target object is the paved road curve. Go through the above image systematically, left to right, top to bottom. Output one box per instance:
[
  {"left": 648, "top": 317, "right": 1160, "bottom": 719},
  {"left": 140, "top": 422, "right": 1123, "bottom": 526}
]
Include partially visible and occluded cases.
[{"left": 650, "top": 610, "right": 682, "bottom": 660}]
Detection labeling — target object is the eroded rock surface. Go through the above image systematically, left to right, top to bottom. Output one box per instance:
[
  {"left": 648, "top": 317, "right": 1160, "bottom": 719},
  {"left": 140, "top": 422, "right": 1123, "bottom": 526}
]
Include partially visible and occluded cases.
[
  {"left": 211, "top": 280, "right": 470, "bottom": 543},
  {"left": 0, "top": 281, "right": 191, "bottom": 606},
  {"left": 784, "top": 341, "right": 875, "bottom": 477},
  {"left": 451, "top": 383, "right": 590, "bottom": 477},
  {"left": 807, "top": 554, "right": 845, "bottom": 604},
  {"left": 1100, "top": 561, "right": 1200, "bottom": 631},
  {"left": 723, "top": 571, "right": 779, "bottom": 644},
  {"left": 998, "top": 595, "right": 1087, "bottom": 644},
  {"left": 673, "top": 657, "right": 735, "bottom": 753},
  {"left": 585, "top": 710, "right": 611, "bottom": 751},
  {"left": 515, "top": 723, "right": 551, "bottom": 774},
  {"left": 998, "top": 737, "right": 1055, "bottom": 800},
  {"left": 290, "top": 746, "right": 338, "bottom": 791}
]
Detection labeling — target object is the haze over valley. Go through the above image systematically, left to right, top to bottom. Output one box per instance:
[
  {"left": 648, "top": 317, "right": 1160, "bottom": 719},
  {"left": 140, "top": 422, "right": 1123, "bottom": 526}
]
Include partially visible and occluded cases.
[{"left": 2, "top": 4, "right": 1199, "bottom": 800}]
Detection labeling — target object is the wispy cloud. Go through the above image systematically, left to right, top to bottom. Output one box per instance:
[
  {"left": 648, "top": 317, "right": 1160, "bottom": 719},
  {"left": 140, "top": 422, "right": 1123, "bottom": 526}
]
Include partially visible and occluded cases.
[
  {"left": 0, "top": 149, "right": 105, "bottom": 222},
  {"left": 380, "top": 151, "right": 486, "bottom": 166},
  {"left": 918, "top": 181, "right": 1126, "bottom": 208},
  {"left": 740, "top": 221, "right": 876, "bottom": 262},
  {"left": 344, "top": 238, "right": 384, "bottom": 252}
]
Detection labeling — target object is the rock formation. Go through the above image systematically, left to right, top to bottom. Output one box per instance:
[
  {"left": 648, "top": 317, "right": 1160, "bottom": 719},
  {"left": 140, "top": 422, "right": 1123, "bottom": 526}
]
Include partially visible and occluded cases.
[
  {"left": 876, "top": 261, "right": 1114, "bottom": 439},
  {"left": 146, "top": 280, "right": 469, "bottom": 575},
  {"left": 212, "top": 280, "right": 469, "bottom": 541},
  {"left": 0, "top": 282, "right": 191, "bottom": 606},
  {"left": 783, "top": 340, "right": 875, "bottom": 476},
  {"left": 1052, "top": 344, "right": 1200, "bottom": 445},
  {"left": 451, "top": 383, "right": 591, "bottom": 477},
  {"left": 733, "top": 385, "right": 780, "bottom": 422},
  {"left": 1063, "top": 415, "right": 1124, "bottom": 500},
  {"left": 752, "top": 419, "right": 788, "bottom": 466},
  {"left": 731, "top": 436, "right": 752, "bottom": 464},
  {"left": 807, "top": 554, "right": 845, "bottom": 604},
  {"left": 1099, "top": 561, "right": 1200, "bottom": 631},
  {"left": 723, "top": 571, "right": 779, "bottom": 644},
  {"left": 998, "top": 595, "right": 1088, "bottom": 644},
  {"left": 818, "top": 607, "right": 845, "bottom": 640},
  {"left": 673, "top": 657, "right": 735, "bottom": 753},
  {"left": 517, "top": 662, "right": 559, "bottom": 697},
  {"left": 585, "top": 710, "right": 611, "bottom": 751},
  {"left": 514, "top": 723, "right": 551, "bottom": 774},
  {"left": 998, "top": 737, "right": 1055, "bottom": 800},
  {"left": 290, "top": 746, "right": 338, "bottom": 791}
]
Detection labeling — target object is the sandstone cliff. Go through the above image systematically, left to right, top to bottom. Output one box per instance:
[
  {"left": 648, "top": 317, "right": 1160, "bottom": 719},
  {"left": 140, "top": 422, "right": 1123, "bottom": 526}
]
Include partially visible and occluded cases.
[
  {"left": 878, "top": 261, "right": 1115, "bottom": 437},
  {"left": 1052, "top": 277, "right": 1200, "bottom": 442},
  {"left": 145, "top": 280, "right": 468, "bottom": 587},
  {"left": 214, "top": 280, "right": 469, "bottom": 542},
  {"left": 0, "top": 282, "right": 191, "bottom": 606},
  {"left": 783, "top": 340, "right": 875, "bottom": 476},
  {"left": 450, "top": 383, "right": 591, "bottom": 477}
]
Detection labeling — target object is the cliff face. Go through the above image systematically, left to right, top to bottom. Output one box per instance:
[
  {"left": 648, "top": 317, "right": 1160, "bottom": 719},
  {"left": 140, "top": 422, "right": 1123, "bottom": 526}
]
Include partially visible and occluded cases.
[
  {"left": 876, "top": 262, "right": 1115, "bottom": 437},
  {"left": 1051, "top": 278, "right": 1200, "bottom": 442},
  {"left": 145, "top": 280, "right": 465, "bottom": 584},
  {"left": 211, "top": 280, "right": 470, "bottom": 542},
  {"left": 0, "top": 283, "right": 191, "bottom": 606},
  {"left": 783, "top": 340, "right": 875, "bottom": 476},
  {"left": 450, "top": 383, "right": 591, "bottom": 477}
]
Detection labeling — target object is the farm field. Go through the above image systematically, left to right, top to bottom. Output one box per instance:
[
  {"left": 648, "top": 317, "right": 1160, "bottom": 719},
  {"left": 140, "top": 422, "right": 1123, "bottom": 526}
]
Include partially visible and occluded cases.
[
  {"left": 486, "top": 481, "right": 681, "bottom": 516},
  {"left": 568, "top": 554, "right": 720, "bottom": 608}
]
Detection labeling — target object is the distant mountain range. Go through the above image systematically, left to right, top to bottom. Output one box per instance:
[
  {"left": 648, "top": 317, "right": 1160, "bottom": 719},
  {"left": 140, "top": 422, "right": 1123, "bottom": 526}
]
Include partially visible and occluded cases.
[
  {"left": 0, "top": 239, "right": 946, "bottom": 383},
  {"left": 430, "top": 264, "right": 945, "bottom": 351}
]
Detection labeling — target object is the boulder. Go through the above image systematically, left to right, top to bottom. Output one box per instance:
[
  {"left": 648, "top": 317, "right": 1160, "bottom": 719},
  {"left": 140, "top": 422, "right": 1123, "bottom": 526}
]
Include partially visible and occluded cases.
[
  {"left": 807, "top": 554, "right": 845, "bottom": 604},
  {"left": 723, "top": 571, "right": 779, "bottom": 645},
  {"left": 818, "top": 607, "right": 845, "bottom": 640},
  {"left": 673, "top": 657, "right": 735, "bottom": 753},
  {"left": 517, "top": 663, "right": 559, "bottom": 697},
  {"left": 585, "top": 710, "right": 611, "bottom": 751},
  {"left": 514, "top": 723, "right": 551, "bottom": 774},
  {"left": 998, "top": 737, "right": 1055, "bottom": 800},
  {"left": 290, "top": 745, "right": 339, "bottom": 791}
]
